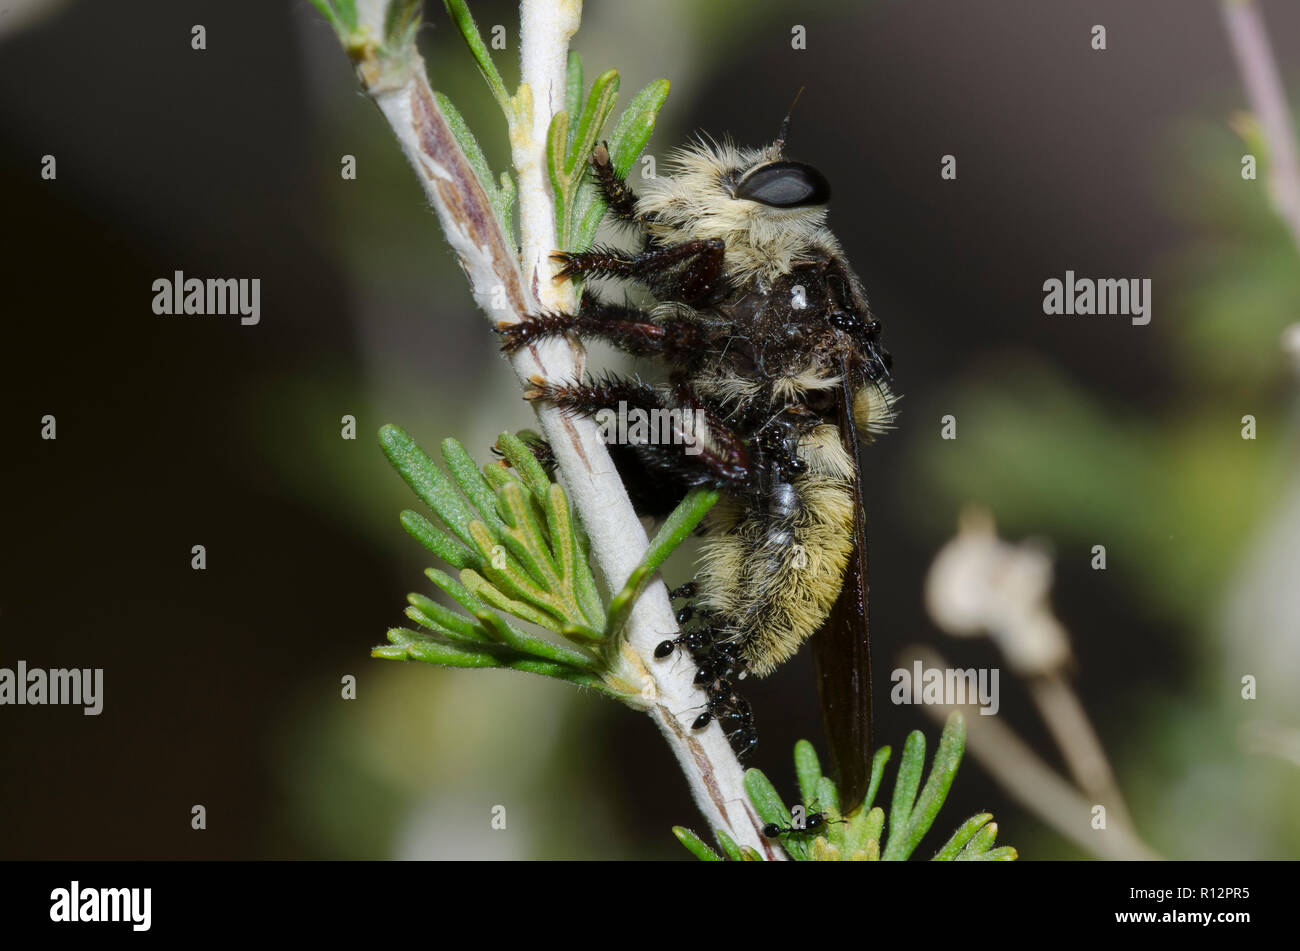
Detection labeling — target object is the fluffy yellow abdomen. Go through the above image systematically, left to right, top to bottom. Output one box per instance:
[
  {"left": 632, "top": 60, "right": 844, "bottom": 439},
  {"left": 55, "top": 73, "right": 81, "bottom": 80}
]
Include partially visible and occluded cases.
[{"left": 695, "top": 426, "right": 856, "bottom": 677}]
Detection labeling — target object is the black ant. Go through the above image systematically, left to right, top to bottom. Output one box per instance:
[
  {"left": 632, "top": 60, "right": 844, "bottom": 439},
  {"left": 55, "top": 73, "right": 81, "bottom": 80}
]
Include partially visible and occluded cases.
[
  {"left": 660, "top": 581, "right": 758, "bottom": 758},
  {"left": 654, "top": 582, "right": 706, "bottom": 658},
  {"left": 680, "top": 679, "right": 759, "bottom": 758},
  {"left": 761, "top": 806, "right": 845, "bottom": 839}
]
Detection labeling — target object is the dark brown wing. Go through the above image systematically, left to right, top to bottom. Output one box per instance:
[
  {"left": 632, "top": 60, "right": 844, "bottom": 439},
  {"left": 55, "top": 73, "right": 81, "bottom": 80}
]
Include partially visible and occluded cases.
[{"left": 811, "top": 358, "right": 874, "bottom": 814}]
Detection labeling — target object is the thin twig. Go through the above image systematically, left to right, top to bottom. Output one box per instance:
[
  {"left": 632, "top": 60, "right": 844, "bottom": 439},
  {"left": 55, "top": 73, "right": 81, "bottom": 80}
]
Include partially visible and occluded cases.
[
  {"left": 345, "top": 0, "right": 772, "bottom": 855},
  {"left": 923, "top": 512, "right": 1154, "bottom": 857},
  {"left": 911, "top": 647, "right": 1161, "bottom": 860},
  {"left": 1027, "top": 673, "right": 1135, "bottom": 831}
]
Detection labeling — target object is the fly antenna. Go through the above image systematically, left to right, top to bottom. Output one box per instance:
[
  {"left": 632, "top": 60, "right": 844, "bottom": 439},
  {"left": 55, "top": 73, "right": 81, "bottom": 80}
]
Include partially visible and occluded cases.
[{"left": 775, "top": 86, "right": 806, "bottom": 151}]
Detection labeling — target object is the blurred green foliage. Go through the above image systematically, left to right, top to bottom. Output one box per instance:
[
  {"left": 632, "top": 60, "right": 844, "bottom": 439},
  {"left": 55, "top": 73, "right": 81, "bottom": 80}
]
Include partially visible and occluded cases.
[
  {"left": 283, "top": 0, "right": 1300, "bottom": 860},
  {"left": 905, "top": 106, "right": 1300, "bottom": 859}
]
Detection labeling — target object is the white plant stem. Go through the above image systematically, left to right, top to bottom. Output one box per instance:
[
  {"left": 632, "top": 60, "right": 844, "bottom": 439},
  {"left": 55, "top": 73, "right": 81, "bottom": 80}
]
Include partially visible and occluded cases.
[{"left": 349, "top": 0, "right": 775, "bottom": 856}]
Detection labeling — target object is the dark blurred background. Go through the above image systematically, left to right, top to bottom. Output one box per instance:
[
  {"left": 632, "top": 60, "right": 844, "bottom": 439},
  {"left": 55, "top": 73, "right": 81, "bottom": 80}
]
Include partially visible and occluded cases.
[{"left": 2, "top": 0, "right": 1298, "bottom": 859}]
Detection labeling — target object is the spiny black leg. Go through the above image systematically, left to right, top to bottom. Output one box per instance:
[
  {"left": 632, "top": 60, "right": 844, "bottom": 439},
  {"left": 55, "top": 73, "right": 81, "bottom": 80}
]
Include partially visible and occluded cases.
[
  {"left": 591, "top": 142, "right": 638, "bottom": 220},
  {"left": 552, "top": 238, "right": 726, "bottom": 304},
  {"left": 497, "top": 295, "right": 703, "bottom": 360},
  {"left": 497, "top": 298, "right": 655, "bottom": 354},
  {"left": 522, "top": 371, "right": 660, "bottom": 418},
  {"left": 523, "top": 373, "right": 752, "bottom": 485}
]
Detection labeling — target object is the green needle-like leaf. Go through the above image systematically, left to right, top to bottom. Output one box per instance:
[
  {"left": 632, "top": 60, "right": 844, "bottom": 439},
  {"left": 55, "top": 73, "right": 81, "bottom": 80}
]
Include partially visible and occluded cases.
[
  {"left": 442, "top": 0, "right": 511, "bottom": 114},
  {"left": 565, "top": 52, "right": 583, "bottom": 141},
  {"left": 549, "top": 68, "right": 669, "bottom": 251},
  {"left": 567, "top": 70, "right": 620, "bottom": 178},
  {"left": 572, "top": 78, "right": 670, "bottom": 249},
  {"left": 606, "top": 79, "right": 671, "bottom": 174},
  {"left": 433, "top": 92, "right": 514, "bottom": 240},
  {"left": 548, "top": 109, "right": 571, "bottom": 231},
  {"left": 497, "top": 172, "right": 516, "bottom": 241},
  {"left": 380, "top": 425, "right": 483, "bottom": 551},
  {"left": 386, "top": 430, "right": 607, "bottom": 662},
  {"left": 494, "top": 432, "right": 552, "bottom": 502},
  {"left": 443, "top": 438, "right": 508, "bottom": 534},
  {"left": 481, "top": 464, "right": 544, "bottom": 529},
  {"left": 541, "top": 483, "right": 606, "bottom": 631},
  {"left": 535, "top": 485, "right": 576, "bottom": 582},
  {"left": 605, "top": 488, "right": 718, "bottom": 638},
  {"left": 482, "top": 492, "right": 562, "bottom": 605},
  {"left": 399, "top": 509, "right": 478, "bottom": 569},
  {"left": 465, "top": 524, "right": 547, "bottom": 612},
  {"left": 570, "top": 529, "right": 605, "bottom": 632},
  {"left": 425, "top": 566, "right": 495, "bottom": 624},
  {"left": 463, "top": 567, "right": 561, "bottom": 630},
  {"left": 424, "top": 568, "right": 597, "bottom": 669},
  {"left": 406, "top": 592, "right": 483, "bottom": 641},
  {"left": 404, "top": 604, "right": 482, "bottom": 645},
  {"left": 469, "top": 606, "right": 599, "bottom": 668},
  {"left": 375, "top": 627, "right": 502, "bottom": 667},
  {"left": 376, "top": 628, "right": 609, "bottom": 692},
  {"left": 884, "top": 712, "right": 966, "bottom": 860},
  {"left": 895, "top": 712, "right": 966, "bottom": 860},
  {"left": 883, "top": 729, "right": 927, "bottom": 860},
  {"left": 794, "top": 739, "right": 823, "bottom": 808},
  {"left": 865, "top": 745, "right": 892, "bottom": 812},
  {"left": 744, "top": 768, "right": 791, "bottom": 826},
  {"left": 745, "top": 768, "right": 807, "bottom": 860},
  {"left": 811, "top": 776, "right": 847, "bottom": 851},
  {"left": 814, "top": 776, "right": 841, "bottom": 818},
  {"left": 841, "top": 802, "right": 875, "bottom": 858},
  {"left": 860, "top": 807, "right": 885, "bottom": 861},
  {"left": 934, "top": 812, "right": 993, "bottom": 861},
  {"left": 956, "top": 821, "right": 1002, "bottom": 860},
  {"left": 673, "top": 826, "right": 721, "bottom": 862},
  {"left": 713, "top": 828, "right": 743, "bottom": 862},
  {"left": 970, "top": 846, "right": 1019, "bottom": 861}
]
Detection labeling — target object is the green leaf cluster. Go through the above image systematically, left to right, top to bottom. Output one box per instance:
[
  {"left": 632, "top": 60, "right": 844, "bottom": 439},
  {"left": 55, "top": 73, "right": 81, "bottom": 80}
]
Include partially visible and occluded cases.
[
  {"left": 313, "top": 1, "right": 669, "bottom": 253},
  {"left": 435, "top": 2, "right": 668, "bottom": 251},
  {"left": 548, "top": 56, "right": 670, "bottom": 251},
  {"left": 375, "top": 427, "right": 715, "bottom": 703},
  {"left": 375, "top": 427, "right": 613, "bottom": 691},
  {"left": 674, "top": 713, "right": 1018, "bottom": 861}
]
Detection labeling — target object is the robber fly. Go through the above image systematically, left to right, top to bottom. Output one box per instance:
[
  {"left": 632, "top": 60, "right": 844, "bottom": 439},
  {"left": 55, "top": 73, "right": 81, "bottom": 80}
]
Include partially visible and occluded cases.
[{"left": 499, "top": 111, "right": 896, "bottom": 813}]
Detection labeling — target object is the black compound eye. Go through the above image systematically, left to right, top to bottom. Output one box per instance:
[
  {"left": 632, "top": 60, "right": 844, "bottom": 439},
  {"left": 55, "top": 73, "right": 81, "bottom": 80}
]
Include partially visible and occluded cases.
[{"left": 735, "top": 161, "right": 831, "bottom": 208}]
